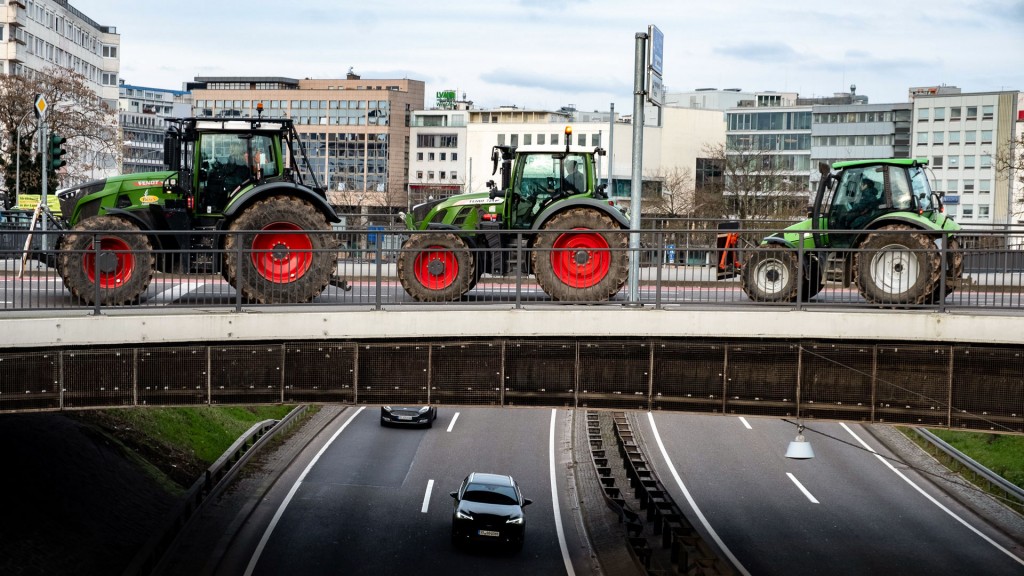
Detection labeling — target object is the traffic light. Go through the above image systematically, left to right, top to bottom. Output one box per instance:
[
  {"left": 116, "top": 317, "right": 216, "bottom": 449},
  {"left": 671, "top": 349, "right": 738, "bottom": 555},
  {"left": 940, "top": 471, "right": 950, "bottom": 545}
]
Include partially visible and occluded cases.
[{"left": 49, "top": 133, "right": 67, "bottom": 170}]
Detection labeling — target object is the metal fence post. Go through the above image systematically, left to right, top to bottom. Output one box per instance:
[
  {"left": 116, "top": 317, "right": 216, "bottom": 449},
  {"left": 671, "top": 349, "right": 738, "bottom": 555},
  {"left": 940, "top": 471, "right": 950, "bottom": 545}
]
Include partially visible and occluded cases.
[
  {"left": 515, "top": 233, "right": 523, "bottom": 310},
  {"left": 234, "top": 234, "right": 243, "bottom": 312},
  {"left": 374, "top": 234, "right": 383, "bottom": 310}
]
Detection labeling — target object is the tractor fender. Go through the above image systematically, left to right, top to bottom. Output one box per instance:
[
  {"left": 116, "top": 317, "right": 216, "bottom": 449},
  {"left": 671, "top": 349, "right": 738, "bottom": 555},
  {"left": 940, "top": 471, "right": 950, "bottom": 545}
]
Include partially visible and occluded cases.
[
  {"left": 224, "top": 182, "right": 340, "bottom": 225},
  {"left": 531, "top": 198, "right": 630, "bottom": 232},
  {"left": 99, "top": 207, "right": 172, "bottom": 251},
  {"left": 851, "top": 215, "right": 944, "bottom": 248},
  {"left": 422, "top": 223, "right": 484, "bottom": 250},
  {"left": 760, "top": 235, "right": 796, "bottom": 249}
]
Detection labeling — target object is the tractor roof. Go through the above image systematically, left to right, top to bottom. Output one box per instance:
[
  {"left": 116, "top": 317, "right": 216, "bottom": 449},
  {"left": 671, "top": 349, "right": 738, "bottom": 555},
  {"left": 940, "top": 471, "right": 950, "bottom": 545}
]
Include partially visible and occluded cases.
[
  {"left": 514, "top": 144, "right": 603, "bottom": 155},
  {"left": 832, "top": 157, "right": 929, "bottom": 170}
]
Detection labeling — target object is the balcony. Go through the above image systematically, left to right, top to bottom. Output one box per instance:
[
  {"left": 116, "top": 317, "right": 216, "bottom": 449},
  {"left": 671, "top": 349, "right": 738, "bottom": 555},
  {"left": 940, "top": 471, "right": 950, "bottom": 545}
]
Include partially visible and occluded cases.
[
  {"left": 6, "top": 4, "right": 27, "bottom": 28},
  {"left": 5, "top": 41, "right": 24, "bottom": 63}
]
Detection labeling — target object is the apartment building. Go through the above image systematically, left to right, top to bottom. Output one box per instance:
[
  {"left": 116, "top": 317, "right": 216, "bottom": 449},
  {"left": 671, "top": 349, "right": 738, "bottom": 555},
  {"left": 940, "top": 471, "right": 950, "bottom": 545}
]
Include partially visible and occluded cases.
[
  {"left": 1, "top": 0, "right": 120, "bottom": 107},
  {"left": 188, "top": 73, "right": 424, "bottom": 214},
  {"left": 119, "top": 82, "right": 191, "bottom": 174},
  {"left": 911, "top": 88, "right": 1020, "bottom": 226}
]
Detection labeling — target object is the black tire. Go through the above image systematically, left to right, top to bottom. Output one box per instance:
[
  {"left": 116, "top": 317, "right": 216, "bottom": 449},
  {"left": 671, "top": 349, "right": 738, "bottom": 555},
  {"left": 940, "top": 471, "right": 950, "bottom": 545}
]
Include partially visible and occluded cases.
[
  {"left": 224, "top": 197, "right": 336, "bottom": 304},
  {"left": 531, "top": 208, "right": 628, "bottom": 301},
  {"left": 59, "top": 215, "right": 155, "bottom": 306},
  {"left": 854, "top": 224, "right": 940, "bottom": 305},
  {"left": 397, "top": 232, "right": 474, "bottom": 302},
  {"left": 741, "top": 247, "right": 799, "bottom": 302},
  {"left": 803, "top": 254, "right": 825, "bottom": 300}
]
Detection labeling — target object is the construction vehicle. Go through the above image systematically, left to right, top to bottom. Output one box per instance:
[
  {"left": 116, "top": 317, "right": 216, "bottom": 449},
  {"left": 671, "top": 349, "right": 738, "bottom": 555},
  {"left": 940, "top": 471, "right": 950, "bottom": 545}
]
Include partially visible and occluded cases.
[
  {"left": 52, "top": 106, "right": 340, "bottom": 305},
  {"left": 397, "top": 126, "right": 629, "bottom": 301},
  {"left": 739, "top": 158, "right": 962, "bottom": 305}
]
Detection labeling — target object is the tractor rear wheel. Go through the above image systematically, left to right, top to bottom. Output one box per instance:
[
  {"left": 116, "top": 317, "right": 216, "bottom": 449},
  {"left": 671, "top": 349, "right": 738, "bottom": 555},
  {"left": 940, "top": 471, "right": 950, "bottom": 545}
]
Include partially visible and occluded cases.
[
  {"left": 224, "top": 197, "right": 336, "bottom": 304},
  {"left": 531, "top": 208, "right": 628, "bottom": 301},
  {"left": 59, "top": 215, "right": 155, "bottom": 305},
  {"left": 854, "top": 224, "right": 940, "bottom": 305},
  {"left": 397, "top": 232, "right": 475, "bottom": 301},
  {"left": 741, "top": 247, "right": 800, "bottom": 302}
]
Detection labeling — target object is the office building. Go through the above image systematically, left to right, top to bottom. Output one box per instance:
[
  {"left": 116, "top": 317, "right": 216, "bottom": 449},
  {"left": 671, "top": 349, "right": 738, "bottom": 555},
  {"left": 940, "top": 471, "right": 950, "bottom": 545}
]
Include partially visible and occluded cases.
[{"left": 119, "top": 82, "right": 190, "bottom": 174}]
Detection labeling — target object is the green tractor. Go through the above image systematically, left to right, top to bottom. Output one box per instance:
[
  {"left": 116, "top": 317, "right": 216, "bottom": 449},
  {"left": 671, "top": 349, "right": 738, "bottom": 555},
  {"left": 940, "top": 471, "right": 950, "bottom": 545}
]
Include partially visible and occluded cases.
[
  {"left": 54, "top": 109, "right": 340, "bottom": 305},
  {"left": 398, "top": 127, "right": 629, "bottom": 301},
  {"left": 740, "top": 158, "right": 962, "bottom": 305}
]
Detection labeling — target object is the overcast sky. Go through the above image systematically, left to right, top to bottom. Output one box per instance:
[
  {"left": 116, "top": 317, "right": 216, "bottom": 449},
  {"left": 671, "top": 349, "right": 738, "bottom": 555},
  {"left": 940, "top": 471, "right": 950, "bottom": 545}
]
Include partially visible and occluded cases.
[{"left": 73, "top": 0, "right": 1023, "bottom": 112}]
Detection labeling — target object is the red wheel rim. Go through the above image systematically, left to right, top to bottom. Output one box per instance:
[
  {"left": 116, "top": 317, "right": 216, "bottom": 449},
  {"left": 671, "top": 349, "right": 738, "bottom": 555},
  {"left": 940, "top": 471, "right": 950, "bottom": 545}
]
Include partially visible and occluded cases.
[
  {"left": 250, "top": 222, "right": 313, "bottom": 283},
  {"left": 550, "top": 228, "right": 609, "bottom": 288},
  {"left": 84, "top": 236, "right": 135, "bottom": 288},
  {"left": 413, "top": 245, "right": 458, "bottom": 290}
]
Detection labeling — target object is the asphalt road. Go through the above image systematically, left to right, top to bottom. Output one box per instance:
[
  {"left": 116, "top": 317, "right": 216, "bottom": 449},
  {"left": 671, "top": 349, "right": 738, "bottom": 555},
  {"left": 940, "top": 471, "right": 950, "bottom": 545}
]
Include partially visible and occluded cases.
[
  {"left": 222, "top": 406, "right": 591, "bottom": 576},
  {"left": 639, "top": 413, "right": 1024, "bottom": 576}
]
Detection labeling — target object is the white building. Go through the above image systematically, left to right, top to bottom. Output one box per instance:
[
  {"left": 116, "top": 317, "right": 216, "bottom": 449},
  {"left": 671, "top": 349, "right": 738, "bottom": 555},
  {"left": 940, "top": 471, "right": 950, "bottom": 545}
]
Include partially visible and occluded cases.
[
  {"left": 1, "top": 0, "right": 120, "bottom": 108},
  {"left": 119, "top": 82, "right": 191, "bottom": 174},
  {"left": 911, "top": 89, "right": 1020, "bottom": 226}
]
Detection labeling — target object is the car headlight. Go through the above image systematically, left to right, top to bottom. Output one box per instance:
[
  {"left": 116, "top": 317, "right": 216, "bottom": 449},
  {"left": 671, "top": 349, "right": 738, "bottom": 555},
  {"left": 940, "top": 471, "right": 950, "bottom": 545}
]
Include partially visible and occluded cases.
[
  {"left": 382, "top": 406, "right": 392, "bottom": 412},
  {"left": 418, "top": 406, "right": 430, "bottom": 414},
  {"left": 455, "top": 509, "right": 474, "bottom": 521},
  {"left": 506, "top": 516, "right": 524, "bottom": 525}
]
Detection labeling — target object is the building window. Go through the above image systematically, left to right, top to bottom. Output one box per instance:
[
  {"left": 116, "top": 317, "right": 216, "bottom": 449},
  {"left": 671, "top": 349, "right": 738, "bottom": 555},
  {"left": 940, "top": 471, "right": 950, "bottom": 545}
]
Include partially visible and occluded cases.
[
  {"left": 102, "top": 45, "right": 117, "bottom": 58},
  {"left": 101, "top": 73, "right": 117, "bottom": 86},
  {"left": 982, "top": 105, "right": 994, "bottom": 120},
  {"left": 966, "top": 106, "right": 977, "bottom": 120},
  {"left": 933, "top": 107, "right": 945, "bottom": 121},
  {"left": 950, "top": 107, "right": 961, "bottom": 121},
  {"left": 917, "top": 108, "right": 929, "bottom": 121},
  {"left": 965, "top": 130, "right": 976, "bottom": 145},
  {"left": 981, "top": 130, "right": 993, "bottom": 144},
  {"left": 917, "top": 131, "right": 928, "bottom": 145},
  {"left": 948, "top": 131, "right": 960, "bottom": 145},
  {"left": 591, "top": 133, "right": 601, "bottom": 147},
  {"left": 497, "top": 134, "right": 505, "bottom": 146},
  {"left": 510, "top": 134, "right": 519, "bottom": 147},
  {"left": 524, "top": 134, "right": 532, "bottom": 145},
  {"left": 537, "top": 134, "right": 546, "bottom": 145},
  {"left": 551, "top": 134, "right": 559, "bottom": 145},
  {"left": 577, "top": 134, "right": 585, "bottom": 146},
  {"left": 416, "top": 152, "right": 423, "bottom": 161},
  {"left": 428, "top": 152, "right": 435, "bottom": 161},
  {"left": 452, "top": 153, "right": 458, "bottom": 161},
  {"left": 980, "top": 154, "right": 992, "bottom": 169},
  {"left": 948, "top": 155, "right": 959, "bottom": 169},
  {"left": 964, "top": 155, "right": 975, "bottom": 169},
  {"left": 932, "top": 156, "right": 943, "bottom": 168},
  {"left": 416, "top": 171, "right": 423, "bottom": 179},
  {"left": 428, "top": 171, "right": 435, "bottom": 180},
  {"left": 440, "top": 171, "right": 446, "bottom": 179},
  {"left": 451, "top": 172, "right": 458, "bottom": 180},
  {"left": 947, "top": 179, "right": 958, "bottom": 193},
  {"left": 979, "top": 179, "right": 991, "bottom": 193},
  {"left": 963, "top": 181, "right": 973, "bottom": 193},
  {"left": 979, "top": 205, "right": 990, "bottom": 218},
  {"left": 961, "top": 206, "right": 973, "bottom": 219}
]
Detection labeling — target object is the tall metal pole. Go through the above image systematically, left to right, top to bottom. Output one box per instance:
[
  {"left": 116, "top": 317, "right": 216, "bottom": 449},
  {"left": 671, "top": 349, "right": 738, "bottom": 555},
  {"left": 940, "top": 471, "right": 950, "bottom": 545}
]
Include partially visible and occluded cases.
[
  {"left": 628, "top": 32, "right": 647, "bottom": 305},
  {"left": 608, "top": 103, "right": 615, "bottom": 195},
  {"left": 40, "top": 122, "right": 48, "bottom": 252},
  {"left": 15, "top": 124, "right": 21, "bottom": 200}
]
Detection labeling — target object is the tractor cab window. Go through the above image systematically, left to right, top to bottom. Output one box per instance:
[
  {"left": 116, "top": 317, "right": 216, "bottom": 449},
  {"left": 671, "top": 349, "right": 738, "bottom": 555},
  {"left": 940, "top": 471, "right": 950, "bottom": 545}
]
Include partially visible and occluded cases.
[
  {"left": 197, "top": 133, "right": 275, "bottom": 213},
  {"left": 511, "top": 153, "right": 587, "bottom": 227},
  {"left": 828, "top": 166, "right": 886, "bottom": 231},
  {"left": 908, "top": 166, "right": 937, "bottom": 211}
]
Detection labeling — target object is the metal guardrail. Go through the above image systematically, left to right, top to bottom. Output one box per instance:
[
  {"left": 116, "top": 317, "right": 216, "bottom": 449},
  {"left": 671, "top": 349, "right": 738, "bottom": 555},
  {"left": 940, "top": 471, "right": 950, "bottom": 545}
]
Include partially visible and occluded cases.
[
  {"left": 1, "top": 225, "right": 1023, "bottom": 312},
  {"left": 123, "top": 405, "right": 309, "bottom": 576},
  {"left": 912, "top": 428, "right": 1024, "bottom": 508}
]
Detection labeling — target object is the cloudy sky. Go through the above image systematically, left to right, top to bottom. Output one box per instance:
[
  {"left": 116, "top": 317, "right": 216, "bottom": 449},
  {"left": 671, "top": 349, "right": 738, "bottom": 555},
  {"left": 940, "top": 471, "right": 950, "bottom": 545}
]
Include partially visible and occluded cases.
[{"left": 73, "top": 0, "right": 1023, "bottom": 111}]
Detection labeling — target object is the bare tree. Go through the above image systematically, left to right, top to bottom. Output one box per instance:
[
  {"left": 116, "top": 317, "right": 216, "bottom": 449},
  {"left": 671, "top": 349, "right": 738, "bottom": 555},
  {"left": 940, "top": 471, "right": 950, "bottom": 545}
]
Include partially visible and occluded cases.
[
  {"left": 0, "top": 66, "right": 120, "bottom": 207},
  {"left": 994, "top": 131, "right": 1023, "bottom": 220},
  {"left": 701, "top": 141, "right": 809, "bottom": 222}
]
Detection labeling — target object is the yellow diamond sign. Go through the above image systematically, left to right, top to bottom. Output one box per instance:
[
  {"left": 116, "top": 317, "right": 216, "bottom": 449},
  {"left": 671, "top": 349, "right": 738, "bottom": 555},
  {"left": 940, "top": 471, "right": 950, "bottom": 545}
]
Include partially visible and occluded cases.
[{"left": 34, "top": 94, "right": 48, "bottom": 118}]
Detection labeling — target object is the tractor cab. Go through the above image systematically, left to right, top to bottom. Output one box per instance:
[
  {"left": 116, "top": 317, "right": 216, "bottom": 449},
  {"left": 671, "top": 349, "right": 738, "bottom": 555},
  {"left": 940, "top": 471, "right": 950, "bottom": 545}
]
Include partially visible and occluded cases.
[
  {"left": 508, "top": 149, "right": 592, "bottom": 229},
  {"left": 816, "top": 158, "right": 940, "bottom": 248}
]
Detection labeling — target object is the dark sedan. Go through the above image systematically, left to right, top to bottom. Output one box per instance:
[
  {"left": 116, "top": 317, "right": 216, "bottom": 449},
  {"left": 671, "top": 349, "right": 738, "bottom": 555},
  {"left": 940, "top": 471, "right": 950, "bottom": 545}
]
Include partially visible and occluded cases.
[
  {"left": 380, "top": 405, "right": 437, "bottom": 427},
  {"left": 450, "top": 472, "right": 532, "bottom": 551}
]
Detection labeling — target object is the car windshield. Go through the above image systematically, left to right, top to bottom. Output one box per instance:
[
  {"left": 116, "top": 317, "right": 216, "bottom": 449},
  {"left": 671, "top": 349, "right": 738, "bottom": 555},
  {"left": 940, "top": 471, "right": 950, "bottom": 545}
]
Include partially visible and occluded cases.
[{"left": 463, "top": 483, "right": 518, "bottom": 505}]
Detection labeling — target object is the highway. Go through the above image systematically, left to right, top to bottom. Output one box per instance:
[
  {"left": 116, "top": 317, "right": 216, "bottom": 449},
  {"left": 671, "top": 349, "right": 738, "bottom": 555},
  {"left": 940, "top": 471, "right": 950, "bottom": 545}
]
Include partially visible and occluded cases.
[
  {"left": 177, "top": 406, "right": 1023, "bottom": 576},
  {"left": 218, "top": 407, "right": 592, "bottom": 576},
  {"left": 641, "top": 413, "right": 1024, "bottom": 575}
]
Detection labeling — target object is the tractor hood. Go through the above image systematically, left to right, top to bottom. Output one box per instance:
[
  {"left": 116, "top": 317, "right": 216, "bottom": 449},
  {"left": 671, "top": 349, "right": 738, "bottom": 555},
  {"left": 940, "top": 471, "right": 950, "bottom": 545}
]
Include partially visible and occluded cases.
[
  {"left": 57, "top": 170, "right": 177, "bottom": 225},
  {"left": 404, "top": 191, "right": 503, "bottom": 230},
  {"left": 771, "top": 208, "right": 961, "bottom": 250}
]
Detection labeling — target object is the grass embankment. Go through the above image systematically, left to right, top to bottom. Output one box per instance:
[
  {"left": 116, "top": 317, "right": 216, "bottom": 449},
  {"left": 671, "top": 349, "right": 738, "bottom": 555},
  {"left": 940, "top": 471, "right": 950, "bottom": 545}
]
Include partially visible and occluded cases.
[
  {"left": 73, "top": 405, "right": 296, "bottom": 491},
  {"left": 926, "top": 429, "right": 1024, "bottom": 488}
]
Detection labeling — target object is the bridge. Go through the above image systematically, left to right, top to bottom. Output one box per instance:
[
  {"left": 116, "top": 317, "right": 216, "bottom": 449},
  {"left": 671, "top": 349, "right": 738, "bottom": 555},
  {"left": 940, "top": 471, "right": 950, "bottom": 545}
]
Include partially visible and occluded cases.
[{"left": 2, "top": 226, "right": 1021, "bottom": 435}]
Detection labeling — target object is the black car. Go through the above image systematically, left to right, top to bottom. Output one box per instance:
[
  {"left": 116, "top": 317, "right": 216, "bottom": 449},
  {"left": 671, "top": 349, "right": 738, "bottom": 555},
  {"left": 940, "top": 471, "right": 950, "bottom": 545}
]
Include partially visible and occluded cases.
[
  {"left": 380, "top": 405, "right": 437, "bottom": 427},
  {"left": 450, "top": 472, "right": 532, "bottom": 551}
]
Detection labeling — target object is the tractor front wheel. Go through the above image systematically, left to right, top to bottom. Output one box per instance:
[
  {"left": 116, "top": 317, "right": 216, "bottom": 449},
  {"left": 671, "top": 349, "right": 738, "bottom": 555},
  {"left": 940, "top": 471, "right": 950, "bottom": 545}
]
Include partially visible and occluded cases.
[
  {"left": 224, "top": 197, "right": 336, "bottom": 304},
  {"left": 531, "top": 208, "right": 628, "bottom": 301},
  {"left": 59, "top": 215, "right": 155, "bottom": 305},
  {"left": 854, "top": 224, "right": 940, "bottom": 305},
  {"left": 397, "top": 232, "right": 475, "bottom": 301},
  {"left": 741, "top": 247, "right": 800, "bottom": 302}
]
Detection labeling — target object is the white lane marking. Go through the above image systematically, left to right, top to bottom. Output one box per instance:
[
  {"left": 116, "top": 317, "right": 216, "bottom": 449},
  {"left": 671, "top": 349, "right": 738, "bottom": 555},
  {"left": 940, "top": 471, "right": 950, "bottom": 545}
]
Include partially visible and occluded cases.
[
  {"left": 153, "top": 282, "right": 207, "bottom": 304},
  {"left": 244, "top": 406, "right": 365, "bottom": 576},
  {"left": 549, "top": 409, "right": 574, "bottom": 575},
  {"left": 446, "top": 411, "right": 460, "bottom": 432},
  {"left": 647, "top": 412, "right": 752, "bottom": 576},
  {"left": 738, "top": 417, "right": 752, "bottom": 430},
  {"left": 840, "top": 423, "right": 1024, "bottom": 567},
  {"left": 786, "top": 473, "right": 820, "bottom": 504},
  {"left": 421, "top": 479, "right": 434, "bottom": 513}
]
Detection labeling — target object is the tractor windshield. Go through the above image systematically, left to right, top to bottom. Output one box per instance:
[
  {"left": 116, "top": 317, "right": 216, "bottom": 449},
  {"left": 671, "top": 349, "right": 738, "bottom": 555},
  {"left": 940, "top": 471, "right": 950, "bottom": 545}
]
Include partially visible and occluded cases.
[{"left": 511, "top": 152, "right": 587, "bottom": 227}]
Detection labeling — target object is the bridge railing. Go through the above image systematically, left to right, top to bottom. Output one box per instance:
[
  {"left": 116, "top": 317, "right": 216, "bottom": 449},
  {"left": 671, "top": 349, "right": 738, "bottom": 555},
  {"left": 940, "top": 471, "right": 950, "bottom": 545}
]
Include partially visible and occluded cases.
[{"left": 1, "top": 224, "right": 1023, "bottom": 312}]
